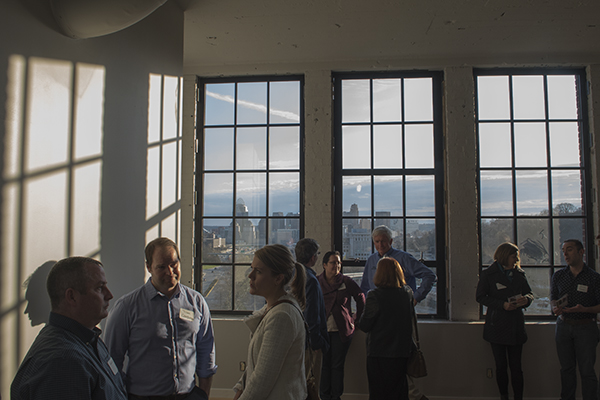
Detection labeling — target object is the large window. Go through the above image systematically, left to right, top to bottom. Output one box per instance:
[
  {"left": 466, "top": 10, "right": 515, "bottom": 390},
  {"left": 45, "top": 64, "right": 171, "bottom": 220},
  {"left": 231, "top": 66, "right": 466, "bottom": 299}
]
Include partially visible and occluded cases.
[
  {"left": 476, "top": 69, "right": 592, "bottom": 317},
  {"left": 333, "top": 72, "right": 446, "bottom": 317},
  {"left": 196, "top": 76, "right": 303, "bottom": 312}
]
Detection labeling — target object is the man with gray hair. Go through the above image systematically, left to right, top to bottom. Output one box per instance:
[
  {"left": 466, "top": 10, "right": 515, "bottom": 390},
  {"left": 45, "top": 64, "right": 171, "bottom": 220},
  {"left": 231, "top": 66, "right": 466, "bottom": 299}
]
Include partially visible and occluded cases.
[
  {"left": 360, "top": 225, "right": 437, "bottom": 400},
  {"left": 295, "top": 238, "right": 329, "bottom": 397},
  {"left": 11, "top": 257, "right": 127, "bottom": 400}
]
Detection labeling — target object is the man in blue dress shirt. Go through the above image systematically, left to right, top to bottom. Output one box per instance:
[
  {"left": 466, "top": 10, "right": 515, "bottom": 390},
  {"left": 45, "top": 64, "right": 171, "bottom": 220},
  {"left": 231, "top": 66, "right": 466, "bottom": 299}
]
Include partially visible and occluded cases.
[
  {"left": 360, "top": 225, "right": 437, "bottom": 400},
  {"left": 105, "top": 237, "right": 217, "bottom": 400},
  {"left": 11, "top": 257, "right": 128, "bottom": 400}
]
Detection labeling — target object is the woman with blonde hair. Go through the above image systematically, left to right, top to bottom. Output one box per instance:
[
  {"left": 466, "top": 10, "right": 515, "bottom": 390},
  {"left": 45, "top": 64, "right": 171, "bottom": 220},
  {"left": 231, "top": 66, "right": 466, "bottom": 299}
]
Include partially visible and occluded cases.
[
  {"left": 476, "top": 242, "right": 533, "bottom": 400},
  {"left": 233, "top": 244, "right": 307, "bottom": 400},
  {"left": 359, "top": 257, "right": 415, "bottom": 400}
]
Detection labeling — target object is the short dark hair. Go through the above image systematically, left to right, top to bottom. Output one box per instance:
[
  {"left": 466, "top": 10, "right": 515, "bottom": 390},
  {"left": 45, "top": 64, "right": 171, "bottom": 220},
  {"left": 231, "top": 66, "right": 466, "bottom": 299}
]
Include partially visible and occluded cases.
[
  {"left": 145, "top": 237, "right": 180, "bottom": 266},
  {"left": 295, "top": 238, "right": 319, "bottom": 265},
  {"left": 563, "top": 239, "right": 584, "bottom": 251},
  {"left": 322, "top": 251, "right": 341, "bottom": 266},
  {"left": 46, "top": 257, "right": 103, "bottom": 310},
  {"left": 373, "top": 257, "right": 406, "bottom": 288}
]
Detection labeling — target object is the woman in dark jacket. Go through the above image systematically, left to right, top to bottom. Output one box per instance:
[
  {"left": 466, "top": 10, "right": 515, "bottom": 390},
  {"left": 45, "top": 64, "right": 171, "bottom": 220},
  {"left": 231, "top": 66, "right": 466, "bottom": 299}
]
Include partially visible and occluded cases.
[
  {"left": 476, "top": 242, "right": 534, "bottom": 400},
  {"left": 318, "top": 251, "right": 365, "bottom": 400},
  {"left": 359, "top": 257, "right": 414, "bottom": 400}
]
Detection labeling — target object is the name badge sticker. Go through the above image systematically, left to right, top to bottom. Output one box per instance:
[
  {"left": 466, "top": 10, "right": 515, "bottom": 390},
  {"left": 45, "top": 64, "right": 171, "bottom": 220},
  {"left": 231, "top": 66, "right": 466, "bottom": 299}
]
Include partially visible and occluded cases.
[
  {"left": 338, "top": 283, "right": 347, "bottom": 291},
  {"left": 496, "top": 283, "right": 507, "bottom": 290},
  {"left": 577, "top": 284, "right": 589, "bottom": 293},
  {"left": 180, "top": 308, "right": 195, "bottom": 322},
  {"left": 108, "top": 357, "right": 119, "bottom": 375}
]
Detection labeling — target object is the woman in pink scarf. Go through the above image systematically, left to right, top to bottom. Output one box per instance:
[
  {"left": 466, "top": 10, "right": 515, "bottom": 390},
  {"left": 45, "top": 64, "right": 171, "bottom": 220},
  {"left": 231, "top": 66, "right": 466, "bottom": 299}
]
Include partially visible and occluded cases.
[{"left": 317, "top": 251, "right": 365, "bottom": 400}]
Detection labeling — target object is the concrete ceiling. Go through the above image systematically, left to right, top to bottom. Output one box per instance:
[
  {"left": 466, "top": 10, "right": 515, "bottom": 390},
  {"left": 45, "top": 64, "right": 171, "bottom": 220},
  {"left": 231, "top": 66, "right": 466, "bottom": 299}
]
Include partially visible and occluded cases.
[{"left": 182, "top": 0, "right": 600, "bottom": 71}]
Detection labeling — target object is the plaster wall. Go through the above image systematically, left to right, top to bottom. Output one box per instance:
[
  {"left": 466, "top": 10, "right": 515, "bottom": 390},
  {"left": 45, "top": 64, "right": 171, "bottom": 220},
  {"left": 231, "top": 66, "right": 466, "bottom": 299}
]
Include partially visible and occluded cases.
[
  {"left": 0, "top": 1, "right": 184, "bottom": 397},
  {"left": 210, "top": 319, "right": 568, "bottom": 399}
]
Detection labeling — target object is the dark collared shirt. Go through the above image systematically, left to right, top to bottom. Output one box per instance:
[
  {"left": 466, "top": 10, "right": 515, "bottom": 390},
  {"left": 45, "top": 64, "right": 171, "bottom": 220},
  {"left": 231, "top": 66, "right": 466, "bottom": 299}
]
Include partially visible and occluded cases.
[
  {"left": 551, "top": 264, "right": 600, "bottom": 320},
  {"left": 304, "top": 266, "right": 329, "bottom": 352},
  {"left": 11, "top": 312, "right": 127, "bottom": 400}
]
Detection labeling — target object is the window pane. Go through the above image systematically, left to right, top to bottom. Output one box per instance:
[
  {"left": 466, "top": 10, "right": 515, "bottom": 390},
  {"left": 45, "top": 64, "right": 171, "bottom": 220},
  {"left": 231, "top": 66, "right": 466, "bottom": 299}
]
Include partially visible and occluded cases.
[
  {"left": 513, "top": 75, "right": 545, "bottom": 120},
  {"left": 547, "top": 75, "right": 578, "bottom": 120},
  {"left": 477, "top": 76, "right": 510, "bottom": 120},
  {"left": 404, "top": 78, "right": 432, "bottom": 122},
  {"left": 342, "top": 79, "right": 370, "bottom": 123},
  {"left": 373, "top": 79, "right": 401, "bottom": 122},
  {"left": 269, "top": 81, "right": 300, "bottom": 124},
  {"left": 237, "top": 82, "right": 267, "bottom": 125},
  {"left": 205, "top": 83, "right": 234, "bottom": 126},
  {"left": 550, "top": 122, "right": 581, "bottom": 167},
  {"left": 479, "top": 123, "right": 512, "bottom": 168},
  {"left": 514, "top": 123, "right": 547, "bottom": 168},
  {"left": 405, "top": 124, "right": 434, "bottom": 168},
  {"left": 342, "top": 125, "right": 370, "bottom": 169},
  {"left": 373, "top": 125, "right": 402, "bottom": 169},
  {"left": 270, "top": 126, "right": 299, "bottom": 169},
  {"left": 237, "top": 127, "right": 266, "bottom": 170},
  {"left": 204, "top": 128, "right": 233, "bottom": 170},
  {"left": 480, "top": 170, "right": 513, "bottom": 217},
  {"left": 516, "top": 170, "right": 548, "bottom": 216},
  {"left": 552, "top": 170, "right": 583, "bottom": 216},
  {"left": 269, "top": 172, "right": 299, "bottom": 215},
  {"left": 203, "top": 173, "right": 233, "bottom": 216},
  {"left": 236, "top": 173, "right": 266, "bottom": 216},
  {"left": 374, "top": 175, "right": 403, "bottom": 216},
  {"left": 343, "top": 176, "right": 371, "bottom": 216},
  {"left": 405, "top": 176, "right": 434, "bottom": 217},
  {"left": 235, "top": 218, "right": 262, "bottom": 262},
  {"left": 269, "top": 218, "right": 299, "bottom": 246},
  {"left": 342, "top": 218, "right": 372, "bottom": 260},
  {"left": 480, "top": 218, "right": 514, "bottom": 265},
  {"left": 517, "top": 218, "right": 550, "bottom": 265},
  {"left": 553, "top": 218, "right": 585, "bottom": 265},
  {"left": 201, "top": 219, "right": 232, "bottom": 263},
  {"left": 406, "top": 219, "right": 435, "bottom": 260},
  {"left": 202, "top": 265, "right": 232, "bottom": 311},
  {"left": 235, "top": 265, "right": 265, "bottom": 311},
  {"left": 415, "top": 266, "right": 436, "bottom": 315},
  {"left": 521, "top": 267, "right": 552, "bottom": 316}
]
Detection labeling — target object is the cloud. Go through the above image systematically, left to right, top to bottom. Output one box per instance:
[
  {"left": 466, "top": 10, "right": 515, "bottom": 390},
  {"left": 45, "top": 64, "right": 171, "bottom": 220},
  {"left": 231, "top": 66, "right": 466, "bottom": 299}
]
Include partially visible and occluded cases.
[{"left": 206, "top": 91, "right": 300, "bottom": 122}]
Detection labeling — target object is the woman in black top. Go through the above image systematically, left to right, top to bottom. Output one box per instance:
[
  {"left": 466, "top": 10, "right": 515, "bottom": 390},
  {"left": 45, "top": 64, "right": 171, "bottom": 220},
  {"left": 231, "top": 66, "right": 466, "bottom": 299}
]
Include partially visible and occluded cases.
[
  {"left": 476, "top": 242, "right": 534, "bottom": 400},
  {"left": 359, "top": 257, "right": 415, "bottom": 400}
]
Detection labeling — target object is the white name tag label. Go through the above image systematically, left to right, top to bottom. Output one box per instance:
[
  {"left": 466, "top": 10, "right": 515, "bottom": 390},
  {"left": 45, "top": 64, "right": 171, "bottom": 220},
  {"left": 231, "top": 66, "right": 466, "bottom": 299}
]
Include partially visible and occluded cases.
[
  {"left": 338, "top": 283, "right": 347, "bottom": 291},
  {"left": 496, "top": 283, "right": 507, "bottom": 290},
  {"left": 577, "top": 284, "right": 589, "bottom": 293},
  {"left": 180, "top": 308, "right": 195, "bottom": 321},
  {"left": 108, "top": 357, "right": 119, "bottom": 375}
]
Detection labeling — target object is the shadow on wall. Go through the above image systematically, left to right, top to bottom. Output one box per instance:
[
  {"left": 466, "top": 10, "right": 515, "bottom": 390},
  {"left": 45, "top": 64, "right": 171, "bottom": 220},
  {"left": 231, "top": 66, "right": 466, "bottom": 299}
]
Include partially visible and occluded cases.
[{"left": 23, "top": 261, "right": 55, "bottom": 326}]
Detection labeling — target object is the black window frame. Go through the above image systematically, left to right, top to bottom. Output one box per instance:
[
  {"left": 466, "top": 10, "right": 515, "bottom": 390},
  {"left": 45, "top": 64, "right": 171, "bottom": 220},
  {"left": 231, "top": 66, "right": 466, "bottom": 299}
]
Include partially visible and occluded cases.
[
  {"left": 475, "top": 67, "right": 594, "bottom": 320},
  {"left": 332, "top": 70, "right": 447, "bottom": 319},
  {"left": 195, "top": 75, "right": 305, "bottom": 315}
]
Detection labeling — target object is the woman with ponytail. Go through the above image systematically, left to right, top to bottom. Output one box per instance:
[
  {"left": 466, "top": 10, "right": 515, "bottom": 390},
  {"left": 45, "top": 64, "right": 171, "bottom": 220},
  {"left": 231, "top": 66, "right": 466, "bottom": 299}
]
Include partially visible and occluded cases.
[{"left": 233, "top": 244, "right": 307, "bottom": 400}]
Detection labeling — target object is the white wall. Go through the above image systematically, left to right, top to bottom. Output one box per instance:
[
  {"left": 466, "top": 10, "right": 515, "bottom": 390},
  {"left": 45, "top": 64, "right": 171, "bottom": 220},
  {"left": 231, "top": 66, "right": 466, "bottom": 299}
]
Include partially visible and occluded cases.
[{"left": 0, "top": 1, "right": 184, "bottom": 397}]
